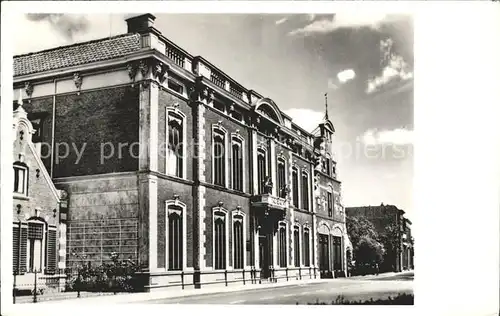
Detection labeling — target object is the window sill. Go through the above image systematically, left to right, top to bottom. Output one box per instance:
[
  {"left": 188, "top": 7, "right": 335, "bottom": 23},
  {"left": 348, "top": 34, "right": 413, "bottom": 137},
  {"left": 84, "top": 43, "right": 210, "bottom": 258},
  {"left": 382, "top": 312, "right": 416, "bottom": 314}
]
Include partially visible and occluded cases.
[{"left": 13, "top": 193, "right": 29, "bottom": 201}]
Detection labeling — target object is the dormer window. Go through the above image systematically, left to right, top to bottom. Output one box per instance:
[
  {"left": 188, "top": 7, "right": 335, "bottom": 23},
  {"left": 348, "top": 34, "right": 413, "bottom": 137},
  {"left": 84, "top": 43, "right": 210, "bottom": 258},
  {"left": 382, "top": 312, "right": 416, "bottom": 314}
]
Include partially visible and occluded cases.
[{"left": 13, "top": 163, "right": 28, "bottom": 195}]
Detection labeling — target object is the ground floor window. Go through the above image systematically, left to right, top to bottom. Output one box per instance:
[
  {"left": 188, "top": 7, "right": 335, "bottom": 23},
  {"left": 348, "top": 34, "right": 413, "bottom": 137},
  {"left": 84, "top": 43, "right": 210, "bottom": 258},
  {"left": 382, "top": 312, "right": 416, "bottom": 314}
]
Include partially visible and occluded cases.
[
  {"left": 168, "top": 205, "right": 183, "bottom": 271},
  {"left": 214, "top": 210, "right": 227, "bottom": 270},
  {"left": 233, "top": 215, "right": 244, "bottom": 269},
  {"left": 13, "top": 220, "right": 57, "bottom": 275},
  {"left": 278, "top": 223, "right": 287, "bottom": 268},
  {"left": 293, "top": 226, "right": 300, "bottom": 267},
  {"left": 303, "top": 228, "right": 310, "bottom": 266},
  {"left": 333, "top": 236, "right": 342, "bottom": 270}
]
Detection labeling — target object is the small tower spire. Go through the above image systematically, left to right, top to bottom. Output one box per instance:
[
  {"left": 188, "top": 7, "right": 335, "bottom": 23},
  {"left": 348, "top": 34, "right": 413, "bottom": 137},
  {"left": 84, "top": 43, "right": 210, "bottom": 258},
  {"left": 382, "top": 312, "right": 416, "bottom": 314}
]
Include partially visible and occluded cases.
[{"left": 324, "top": 92, "right": 329, "bottom": 120}]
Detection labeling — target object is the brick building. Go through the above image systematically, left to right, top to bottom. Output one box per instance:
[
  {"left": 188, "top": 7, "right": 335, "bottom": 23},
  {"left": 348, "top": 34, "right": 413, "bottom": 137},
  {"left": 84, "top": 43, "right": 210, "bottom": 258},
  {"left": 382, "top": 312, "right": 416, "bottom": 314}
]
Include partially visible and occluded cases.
[
  {"left": 13, "top": 14, "right": 349, "bottom": 290},
  {"left": 12, "top": 97, "right": 68, "bottom": 291},
  {"left": 345, "top": 204, "right": 414, "bottom": 272}
]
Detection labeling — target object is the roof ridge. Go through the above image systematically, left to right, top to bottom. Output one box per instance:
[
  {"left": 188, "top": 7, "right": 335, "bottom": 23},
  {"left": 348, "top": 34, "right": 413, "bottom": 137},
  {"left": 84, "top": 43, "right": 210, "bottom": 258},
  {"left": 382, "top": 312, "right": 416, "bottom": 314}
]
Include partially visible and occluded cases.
[{"left": 14, "top": 33, "right": 139, "bottom": 59}]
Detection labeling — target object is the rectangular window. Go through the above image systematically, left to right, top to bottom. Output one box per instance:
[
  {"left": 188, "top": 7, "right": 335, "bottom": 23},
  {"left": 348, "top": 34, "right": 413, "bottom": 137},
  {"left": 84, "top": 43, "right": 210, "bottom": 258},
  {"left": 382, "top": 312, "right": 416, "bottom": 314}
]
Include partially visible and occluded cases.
[
  {"left": 167, "top": 79, "right": 184, "bottom": 95},
  {"left": 213, "top": 100, "right": 226, "bottom": 112},
  {"left": 167, "top": 112, "right": 184, "bottom": 178},
  {"left": 213, "top": 132, "right": 226, "bottom": 187},
  {"left": 231, "top": 139, "right": 244, "bottom": 192},
  {"left": 257, "top": 150, "right": 267, "bottom": 194},
  {"left": 325, "top": 159, "right": 330, "bottom": 176},
  {"left": 277, "top": 160, "right": 286, "bottom": 198},
  {"left": 14, "top": 165, "right": 27, "bottom": 194},
  {"left": 292, "top": 168, "right": 299, "bottom": 207},
  {"left": 301, "top": 173, "right": 309, "bottom": 211},
  {"left": 327, "top": 192, "right": 333, "bottom": 217},
  {"left": 168, "top": 206, "right": 183, "bottom": 271},
  {"left": 214, "top": 211, "right": 227, "bottom": 270},
  {"left": 233, "top": 216, "right": 244, "bottom": 269},
  {"left": 278, "top": 224, "right": 287, "bottom": 268},
  {"left": 294, "top": 227, "right": 300, "bottom": 267},
  {"left": 303, "top": 229, "right": 310, "bottom": 266}
]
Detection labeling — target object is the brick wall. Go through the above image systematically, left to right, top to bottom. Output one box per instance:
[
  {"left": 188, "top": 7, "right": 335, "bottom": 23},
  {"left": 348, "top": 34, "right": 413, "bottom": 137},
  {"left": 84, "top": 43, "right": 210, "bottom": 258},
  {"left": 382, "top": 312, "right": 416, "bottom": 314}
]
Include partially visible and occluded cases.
[{"left": 52, "top": 86, "right": 139, "bottom": 178}]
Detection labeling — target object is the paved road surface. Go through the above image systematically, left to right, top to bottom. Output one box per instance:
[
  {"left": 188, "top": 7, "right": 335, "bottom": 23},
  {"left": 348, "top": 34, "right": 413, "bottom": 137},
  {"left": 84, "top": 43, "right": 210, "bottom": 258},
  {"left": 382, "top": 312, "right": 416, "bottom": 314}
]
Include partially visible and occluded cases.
[{"left": 143, "top": 271, "right": 413, "bottom": 305}]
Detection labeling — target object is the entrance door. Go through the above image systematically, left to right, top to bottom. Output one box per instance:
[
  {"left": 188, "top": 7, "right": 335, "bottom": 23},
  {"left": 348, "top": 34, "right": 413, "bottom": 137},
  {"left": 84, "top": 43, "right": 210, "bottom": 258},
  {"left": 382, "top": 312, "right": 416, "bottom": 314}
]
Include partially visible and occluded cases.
[{"left": 319, "top": 234, "right": 330, "bottom": 273}]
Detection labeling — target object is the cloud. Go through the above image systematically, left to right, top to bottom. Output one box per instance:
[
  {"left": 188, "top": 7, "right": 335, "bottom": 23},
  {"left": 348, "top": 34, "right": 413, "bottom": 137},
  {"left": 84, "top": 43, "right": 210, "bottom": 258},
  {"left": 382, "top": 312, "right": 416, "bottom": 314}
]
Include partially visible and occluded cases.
[
  {"left": 288, "top": 13, "right": 388, "bottom": 36},
  {"left": 26, "top": 14, "right": 90, "bottom": 40},
  {"left": 275, "top": 17, "right": 288, "bottom": 25},
  {"left": 366, "top": 38, "right": 413, "bottom": 94},
  {"left": 337, "top": 69, "right": 356, "bottom": 83},
  {"left": 284, "top": 108, "right": 324, "bottom": 133},
  {"left": 358, "top": 128, "right": 413, "bottom": 146}
]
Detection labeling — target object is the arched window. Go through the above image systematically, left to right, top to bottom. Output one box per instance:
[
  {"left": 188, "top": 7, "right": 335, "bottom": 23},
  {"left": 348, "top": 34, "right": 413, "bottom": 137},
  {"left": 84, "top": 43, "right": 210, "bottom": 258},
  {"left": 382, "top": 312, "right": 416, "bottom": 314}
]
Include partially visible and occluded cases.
[
  {"left": 166, "top": 110, "right": 185, "bottom": 178},
  {"left": 213, "top": 129, "right": 226, "bottom": 187},
  {"left": 231, "top": 136, "right": 244, "bottom": 192},
  {"left": 257, "top": 148, "right": 267, "bottom": 194},
  {"left": 277, "top": 158, "right": 286, "bottom": 198},
  {"left": 13, "top": 162, "right": 28, "bottom": 195},
  {"left": 291, "top": 166, "right": 299, "bottom": 207},
  {"left": 301, "top": 171, "right": 309, "bottom": 211},
  {"left": 168, "top": 205, "right": 183, "bottom": 270},
  {"left": 213, "top": 209, "right": 227, "bottom": 270},
  {"left": 232, "top": 214, "right": 244, "bottom": 269},
  {"left": 278, "top": 222, "right": 287, "bottom": 268},
  {"left": 293, "top": 225, "right": 300, "bottom": 267},
  {"left": 303, "top": 227, "right": 310, "bottom": 266},
  {"left": 333, "top": 235, "right": 342, "bottom": 271}
]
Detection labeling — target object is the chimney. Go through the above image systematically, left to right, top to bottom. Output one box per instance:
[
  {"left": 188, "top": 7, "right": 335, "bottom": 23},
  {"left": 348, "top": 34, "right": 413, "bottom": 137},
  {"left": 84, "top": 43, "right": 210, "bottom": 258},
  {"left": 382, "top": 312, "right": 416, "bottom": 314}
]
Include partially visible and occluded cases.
[{"left": 125, "top": 13, "right": 157, "bottom": 34}]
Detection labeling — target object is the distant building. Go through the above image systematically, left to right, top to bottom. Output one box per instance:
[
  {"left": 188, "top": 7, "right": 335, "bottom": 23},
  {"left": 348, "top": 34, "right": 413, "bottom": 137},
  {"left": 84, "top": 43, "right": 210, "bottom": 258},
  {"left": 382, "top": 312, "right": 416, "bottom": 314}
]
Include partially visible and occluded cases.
[
  {"left": 13, "top": 13, "right": 350, "bottom": 291},
  {"left": 12, "top": 101, "right": 69, "bottom": 292},
  {"left": 345, "top": 204, "right": 414, "bottom": 272}
]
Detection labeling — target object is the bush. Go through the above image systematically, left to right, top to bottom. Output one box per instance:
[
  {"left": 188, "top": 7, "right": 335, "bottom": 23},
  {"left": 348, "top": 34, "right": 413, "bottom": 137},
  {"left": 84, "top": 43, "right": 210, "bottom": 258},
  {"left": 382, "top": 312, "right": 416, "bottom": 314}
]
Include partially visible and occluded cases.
[
  {"left": 66, "top": 257, "right": 140, "bottom": 293},
  {"left": 299, "top": 293, "right": 414, "bottom": 305}
]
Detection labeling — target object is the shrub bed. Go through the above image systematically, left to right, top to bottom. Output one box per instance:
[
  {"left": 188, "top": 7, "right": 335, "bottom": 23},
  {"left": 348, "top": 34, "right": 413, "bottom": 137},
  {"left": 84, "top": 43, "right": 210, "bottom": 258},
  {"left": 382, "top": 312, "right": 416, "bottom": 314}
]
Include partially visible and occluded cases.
[{"left": 299, "top": 293, "right": 414, "bottom": 305}]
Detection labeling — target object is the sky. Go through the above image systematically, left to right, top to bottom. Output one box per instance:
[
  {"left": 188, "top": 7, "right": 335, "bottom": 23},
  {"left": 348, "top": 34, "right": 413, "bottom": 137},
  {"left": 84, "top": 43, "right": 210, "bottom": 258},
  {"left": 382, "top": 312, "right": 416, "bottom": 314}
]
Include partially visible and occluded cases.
[{"left": 14, "top": 13, "right": 414, "bottom": 219}]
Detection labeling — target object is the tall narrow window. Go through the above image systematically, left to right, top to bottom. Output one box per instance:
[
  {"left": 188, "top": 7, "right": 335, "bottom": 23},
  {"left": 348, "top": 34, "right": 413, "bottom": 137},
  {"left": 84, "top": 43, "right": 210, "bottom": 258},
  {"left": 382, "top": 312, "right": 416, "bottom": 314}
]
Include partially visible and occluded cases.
[
  {"left": 167, "top": 112, "right": 184, "bottom": 178},
  {"left": 213, "top": 130, "right": 226, "bottom": 187},
  {"left": 231, "top": 137, "right": 244, "bottom": 192},
  {"left": 257, "top": 149, "right": 267, "bottom": 194},
  {"left": 277, "top": 158, "right": 286, "bottom": 198},
  {"left": 325, "top": 159, "right": 331, "bottom": 176},
  {"left": 13, "top": 163, "right": 28, "bottom": 195},
  {"left": 292, "top": 167, "right": 299, "bottom": 207},
  {"left": 301, "top": 172, "right": 309, "bottom": 211},
  {"left": 327, "top": 192, "right": 333, "bottom": 217},
  {"left": 168, "top": 206, "right": 183, "bottom": 270},
  {"left": 214, "top": 211, "right": 227, "bottom": 270},
  {"left": 233, "top": 215, "right": 244, "bottom": 269},
  {"left": 28, "top": 221, "right": 44, "bottom": 272},
  {"left": 278, "top": 223, "right": 287, "bottom": 268},
  {"left": 294, "top": 226, "right": 300, "bottom": 267},
  {"left": 303, "top": 228, "right": 310, "bottom": 266},
  {"left": 333, "top": 236, "right": 342, "bottom": 270}
]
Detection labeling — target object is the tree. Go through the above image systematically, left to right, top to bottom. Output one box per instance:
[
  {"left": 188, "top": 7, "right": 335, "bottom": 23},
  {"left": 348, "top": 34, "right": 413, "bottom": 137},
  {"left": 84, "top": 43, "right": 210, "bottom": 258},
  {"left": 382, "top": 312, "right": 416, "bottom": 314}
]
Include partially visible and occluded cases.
[
  {"left": 346, "top": 216, "right": 385, "bottom": 269},
  {"left": 379, "top": 221, "right": 401, "bottom": 271},
  {"left": 354, "top": 236, "right": 385, "bottom": 266}
]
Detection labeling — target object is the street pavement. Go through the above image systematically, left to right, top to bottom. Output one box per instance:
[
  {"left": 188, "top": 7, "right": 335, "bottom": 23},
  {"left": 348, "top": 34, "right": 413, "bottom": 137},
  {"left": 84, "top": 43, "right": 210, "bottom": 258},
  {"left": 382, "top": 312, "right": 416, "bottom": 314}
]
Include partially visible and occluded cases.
[{"left": 142, "top": 271, "right": 414, "bottom": 305}]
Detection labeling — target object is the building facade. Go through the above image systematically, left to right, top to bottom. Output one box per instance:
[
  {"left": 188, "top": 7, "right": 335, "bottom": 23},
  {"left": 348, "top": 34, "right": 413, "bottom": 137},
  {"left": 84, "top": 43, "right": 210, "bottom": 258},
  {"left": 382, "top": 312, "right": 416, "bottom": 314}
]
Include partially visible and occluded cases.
[
  {"left": 13, "top": 14, "right": 349, "bottom": 291},
  {"left": 12, "top": 99, "right": 68, "bottom": 292},
  {"left": 345, "top": 204, "right": 414, "bottom": 273}
]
